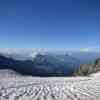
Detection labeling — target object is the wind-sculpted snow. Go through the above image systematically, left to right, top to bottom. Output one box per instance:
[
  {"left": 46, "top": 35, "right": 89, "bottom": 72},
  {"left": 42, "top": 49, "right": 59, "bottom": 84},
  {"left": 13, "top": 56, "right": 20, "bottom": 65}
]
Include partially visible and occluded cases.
[{"left": 0, "top": 77, "right": 100, "bottom": 100}]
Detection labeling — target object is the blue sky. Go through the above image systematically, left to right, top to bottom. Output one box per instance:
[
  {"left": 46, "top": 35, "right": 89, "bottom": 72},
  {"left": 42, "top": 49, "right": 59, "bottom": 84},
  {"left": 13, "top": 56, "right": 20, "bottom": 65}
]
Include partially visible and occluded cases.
[{"left": 0, "top": 0, "right": 100, "bottom": 50}]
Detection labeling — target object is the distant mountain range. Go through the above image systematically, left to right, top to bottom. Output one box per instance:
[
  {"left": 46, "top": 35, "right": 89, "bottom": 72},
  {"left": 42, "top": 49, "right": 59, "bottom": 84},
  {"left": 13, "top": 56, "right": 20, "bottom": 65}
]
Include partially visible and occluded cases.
[{"left": 0, "top": 51, "right": 100, "bottom": 76}]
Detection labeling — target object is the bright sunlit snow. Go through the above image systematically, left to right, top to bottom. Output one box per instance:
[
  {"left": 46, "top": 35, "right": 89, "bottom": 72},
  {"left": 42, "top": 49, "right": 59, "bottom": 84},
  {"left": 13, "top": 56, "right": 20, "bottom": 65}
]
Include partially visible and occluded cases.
[{"left": 0, "top": 72, "right": 100, "bottom": 100}]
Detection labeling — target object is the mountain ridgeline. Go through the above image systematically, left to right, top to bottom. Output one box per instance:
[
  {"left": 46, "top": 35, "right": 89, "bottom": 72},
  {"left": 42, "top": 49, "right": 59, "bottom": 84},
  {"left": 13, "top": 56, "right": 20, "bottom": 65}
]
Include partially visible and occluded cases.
[
  {"left": 0, "top": 51, "right": 100, "bottom": 77},
  {"left": 0, "top": 53, "right": 80, "bottom": 76}
]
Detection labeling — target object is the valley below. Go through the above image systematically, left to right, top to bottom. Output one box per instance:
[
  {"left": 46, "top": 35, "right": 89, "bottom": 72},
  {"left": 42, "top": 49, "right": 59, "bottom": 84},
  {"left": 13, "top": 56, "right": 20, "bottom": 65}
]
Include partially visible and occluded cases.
[{"left": 0, "top": 76, "right": 100, "bottom": 100}]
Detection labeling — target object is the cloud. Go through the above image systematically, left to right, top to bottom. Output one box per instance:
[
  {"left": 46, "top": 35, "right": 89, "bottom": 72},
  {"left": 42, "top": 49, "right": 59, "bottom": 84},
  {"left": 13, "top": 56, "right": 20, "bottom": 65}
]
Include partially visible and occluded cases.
[{"left": 0, "top": 48, "right": 29, "bottom": 54}]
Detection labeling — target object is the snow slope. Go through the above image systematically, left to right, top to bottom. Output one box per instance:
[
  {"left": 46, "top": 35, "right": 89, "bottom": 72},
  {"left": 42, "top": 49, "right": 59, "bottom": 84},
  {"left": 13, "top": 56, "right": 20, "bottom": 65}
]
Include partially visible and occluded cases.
[
  {"left": 0, "top": 69, "right": 21, "bottom": 78},
  {"left": 90, "top": 71, "right": 100, "bottom": 77},
  {"left": 0, "top": 76, "right": 100, "bottom": 100}
]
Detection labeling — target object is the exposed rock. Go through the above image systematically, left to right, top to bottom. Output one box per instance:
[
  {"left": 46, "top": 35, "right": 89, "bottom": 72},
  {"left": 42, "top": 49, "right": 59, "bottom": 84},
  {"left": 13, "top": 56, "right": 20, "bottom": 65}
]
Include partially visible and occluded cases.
[
  {"left": 74, "top": 58, "right": 100, "bottom": 76},
  {"left": 95, "top": 58, "right": 100, "bottom": 65}
]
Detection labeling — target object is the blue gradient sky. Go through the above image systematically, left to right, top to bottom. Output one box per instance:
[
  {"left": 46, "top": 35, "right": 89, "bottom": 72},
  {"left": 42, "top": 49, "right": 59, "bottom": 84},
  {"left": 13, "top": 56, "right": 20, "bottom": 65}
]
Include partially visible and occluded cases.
[{"left": 0, "top": 0, "right": 99, "bottom": 50}]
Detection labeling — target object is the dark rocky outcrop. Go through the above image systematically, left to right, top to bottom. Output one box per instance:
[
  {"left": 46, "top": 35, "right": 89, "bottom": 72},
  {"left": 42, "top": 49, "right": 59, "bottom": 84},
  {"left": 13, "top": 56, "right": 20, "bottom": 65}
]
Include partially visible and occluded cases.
[{"left": 74, "top": 58, "right": 100, "bottom": 76}]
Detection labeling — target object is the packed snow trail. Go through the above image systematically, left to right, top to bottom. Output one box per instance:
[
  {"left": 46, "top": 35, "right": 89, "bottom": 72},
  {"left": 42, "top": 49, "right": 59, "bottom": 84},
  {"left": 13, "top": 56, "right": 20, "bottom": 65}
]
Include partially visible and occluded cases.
[{"left": 0, "top": 77, "right": 100, "bottom": 100}]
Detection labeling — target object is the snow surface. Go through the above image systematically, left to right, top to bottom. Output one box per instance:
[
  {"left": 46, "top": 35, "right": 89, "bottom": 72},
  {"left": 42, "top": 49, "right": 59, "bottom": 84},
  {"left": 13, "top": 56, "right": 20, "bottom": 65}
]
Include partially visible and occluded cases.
[
  {"left": 0, "top": 69, "right": 21, "bottom": 78},
  {"left": 90, "top": 71, "right": 100, "bottom": 77},
  {"left": 0, "top": 75, "right": 100, "bottom": 100}
]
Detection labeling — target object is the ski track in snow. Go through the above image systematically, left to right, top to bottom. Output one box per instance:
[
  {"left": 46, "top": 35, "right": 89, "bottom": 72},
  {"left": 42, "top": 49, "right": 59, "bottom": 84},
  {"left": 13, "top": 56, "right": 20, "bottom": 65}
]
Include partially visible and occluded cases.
[{"left": 0, "top": 77, "right": 100, "bottom": 100}]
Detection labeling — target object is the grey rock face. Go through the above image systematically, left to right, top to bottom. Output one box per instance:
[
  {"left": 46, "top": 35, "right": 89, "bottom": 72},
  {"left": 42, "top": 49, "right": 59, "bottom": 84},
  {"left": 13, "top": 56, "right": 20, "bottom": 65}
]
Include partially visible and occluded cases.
[{"left": 74, "top": 58, "right": 100, "bottom": 76}]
